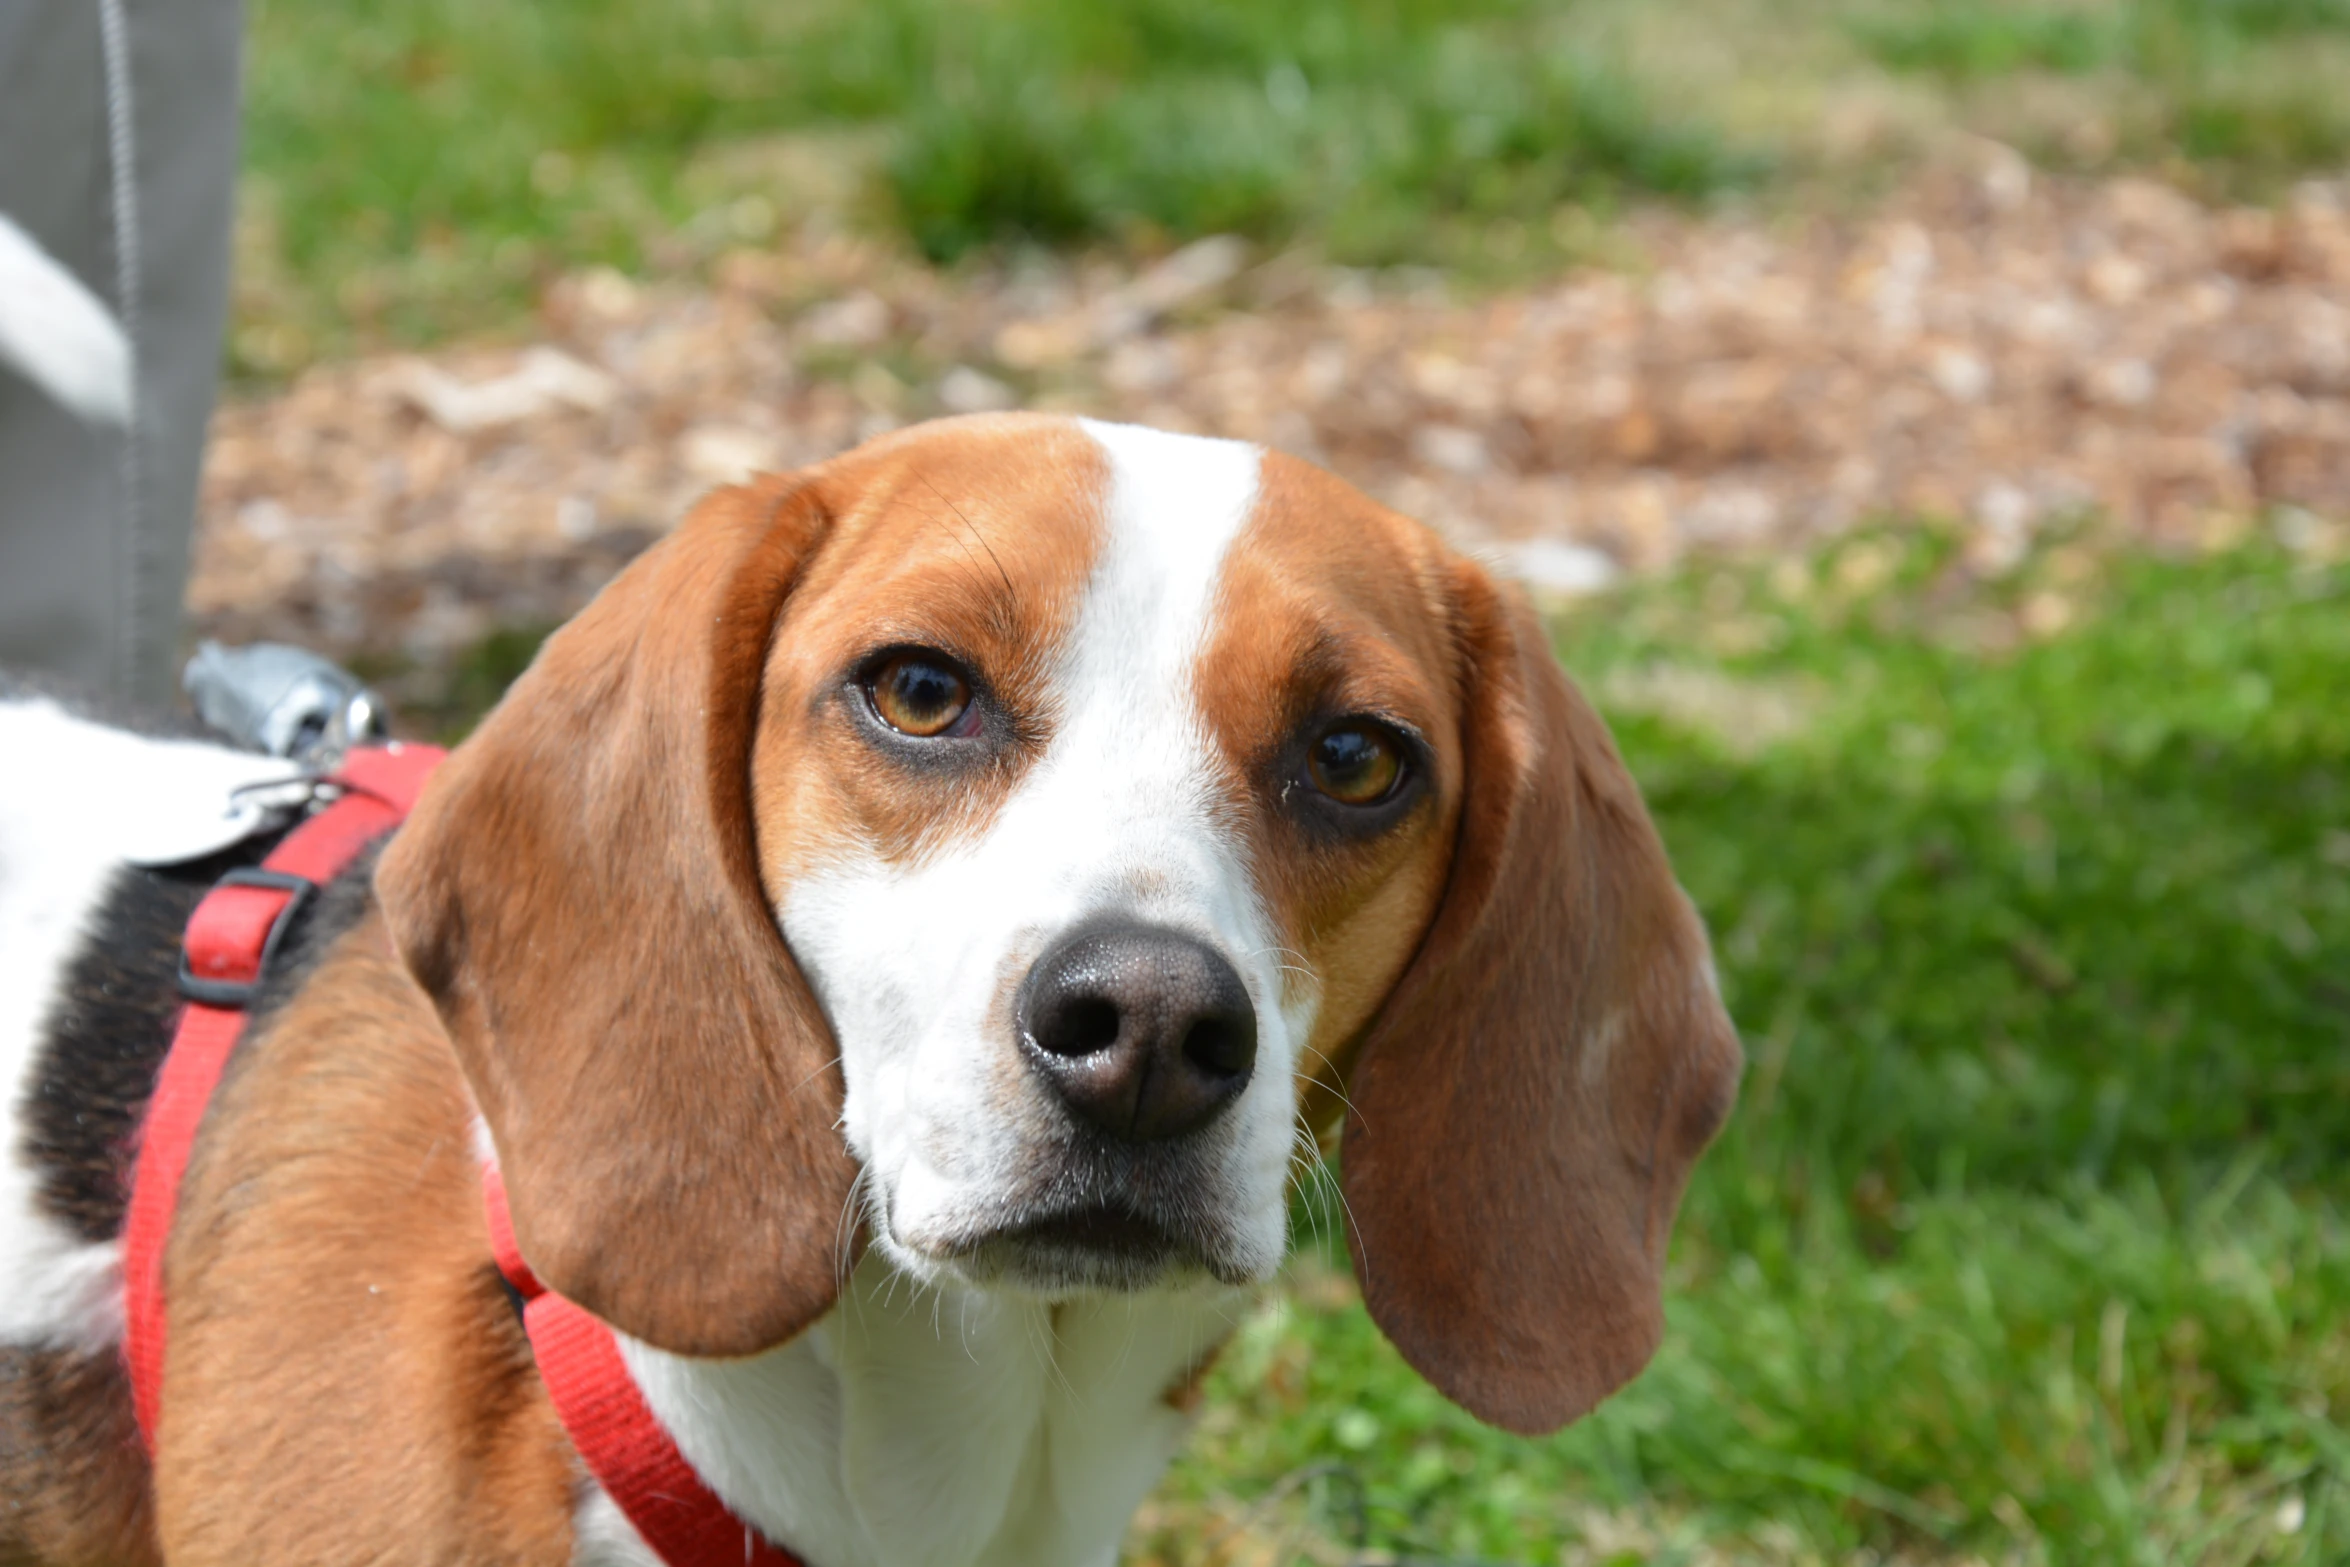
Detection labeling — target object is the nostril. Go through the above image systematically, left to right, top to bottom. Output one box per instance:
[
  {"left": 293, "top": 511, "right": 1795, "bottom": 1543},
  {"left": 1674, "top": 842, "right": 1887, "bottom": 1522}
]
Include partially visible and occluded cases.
[
  {"left": 1030, "top": 987, "right": 1125, "bottom": 1060},
  {"left": 1055, "top": 996, "right": 1122, "bottom": 1057},
  {"left": 1182, "top": 1016, "right": 1251, "bottom": 1079}
]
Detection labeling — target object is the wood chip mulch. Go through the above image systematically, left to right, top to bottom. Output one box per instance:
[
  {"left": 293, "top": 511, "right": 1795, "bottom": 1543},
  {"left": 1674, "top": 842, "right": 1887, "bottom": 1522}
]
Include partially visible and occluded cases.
[{"left": 192, "top": 150, "right": 2350, "bottom": 675}]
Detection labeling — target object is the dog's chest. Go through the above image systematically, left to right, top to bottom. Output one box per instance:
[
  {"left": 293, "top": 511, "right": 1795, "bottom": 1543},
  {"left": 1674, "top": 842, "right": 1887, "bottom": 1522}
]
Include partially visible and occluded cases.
[{"left": 588, "top": 1257, "right": 1242, "bottom": 1567}]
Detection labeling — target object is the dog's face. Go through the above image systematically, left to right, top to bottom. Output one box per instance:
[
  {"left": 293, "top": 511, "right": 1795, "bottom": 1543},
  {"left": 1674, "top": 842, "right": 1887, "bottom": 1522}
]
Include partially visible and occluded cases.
[
  {"left": 378, "top": 414, "right": 1741, "bottom": 1435},
  {"left": 746, "top": 420, "right": 1457, "bottom": 1295}
]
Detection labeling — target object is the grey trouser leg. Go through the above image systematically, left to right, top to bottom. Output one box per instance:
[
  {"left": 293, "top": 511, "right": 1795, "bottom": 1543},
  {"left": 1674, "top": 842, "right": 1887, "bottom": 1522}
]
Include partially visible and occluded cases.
[{"left": 0, "top": 0, "right": 242, "bottom": 708}]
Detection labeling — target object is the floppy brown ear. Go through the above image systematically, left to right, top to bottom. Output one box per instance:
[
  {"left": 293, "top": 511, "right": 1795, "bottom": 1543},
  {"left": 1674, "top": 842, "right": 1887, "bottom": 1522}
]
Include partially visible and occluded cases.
[
  {"left": 375, "top": 474, "right": 859, "bottom": 1358},
  {"left": 1340, "top": 561, "right": 1741, "bottom": 1434}
]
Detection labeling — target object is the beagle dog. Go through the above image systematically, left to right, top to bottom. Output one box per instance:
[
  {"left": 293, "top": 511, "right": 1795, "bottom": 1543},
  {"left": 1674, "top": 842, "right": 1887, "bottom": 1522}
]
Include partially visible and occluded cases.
[{"left": 0, "top": 414, "right": 1740, "bottom": 1567}]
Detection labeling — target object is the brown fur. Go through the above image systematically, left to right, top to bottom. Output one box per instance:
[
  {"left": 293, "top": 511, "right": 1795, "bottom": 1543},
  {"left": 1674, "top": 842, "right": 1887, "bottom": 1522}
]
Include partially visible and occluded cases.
[
  {"left": 746, "top": 414, "right": 1107, "bottom": 879},
  {"left": 1195, "top": 450, "right": 1739, "bottom": 1434},
  {"left": 1192, "top": 454, "right": 1466, "bottom": 1114},
  {"left": 375, "top": 471, "right": 863, "bottom": 1359},
  {"left": 1336, "top": 560, "right": 1743, "bottom": 1435},
  {"left": 154, "top": 916, "right": 575, "bottom": 1564},
  {"left": 0, "top": 1346, "right": 156, "bottom": 1567}
]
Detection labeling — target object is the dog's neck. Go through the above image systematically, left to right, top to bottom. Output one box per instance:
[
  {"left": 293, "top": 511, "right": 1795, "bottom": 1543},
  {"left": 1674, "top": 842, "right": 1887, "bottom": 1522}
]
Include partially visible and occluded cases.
[{"left": 584, "top": 1255, "right": 1243, "bottom": 1567}]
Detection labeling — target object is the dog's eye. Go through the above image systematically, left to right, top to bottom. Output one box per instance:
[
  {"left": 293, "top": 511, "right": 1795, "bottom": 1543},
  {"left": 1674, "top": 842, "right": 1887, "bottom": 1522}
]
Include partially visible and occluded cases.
[
  {"left": 867, "top": 652, "right": 973, "bottom": 737},
  {"left": 1307, "top": 722, "right": 1402, "bottom": 806}
]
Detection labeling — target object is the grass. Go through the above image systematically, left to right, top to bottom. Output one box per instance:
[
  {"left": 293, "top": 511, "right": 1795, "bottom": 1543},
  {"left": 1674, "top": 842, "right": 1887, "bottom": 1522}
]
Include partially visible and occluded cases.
[
  {"left": 234, "top": 0, "right": 1748, "bottom": 369},
  {"left": 237, "top": 0, "right": 2350, "bottom": 370},
  {"left": 866, "top": 0, "right": 1746, "bottom": 264},
  {"left": 1851, "top": 0, "right": 2350, "bottom": 179},
  {"left": 1123, "top": 527, "right": 2350, "bottom": 1564}
]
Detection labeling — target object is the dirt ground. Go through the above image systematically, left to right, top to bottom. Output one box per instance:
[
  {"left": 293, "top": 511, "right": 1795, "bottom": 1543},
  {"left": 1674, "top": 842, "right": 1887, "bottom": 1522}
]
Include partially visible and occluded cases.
[{"left": 191, "top": 147, "right": 2350, "bottom": 690}]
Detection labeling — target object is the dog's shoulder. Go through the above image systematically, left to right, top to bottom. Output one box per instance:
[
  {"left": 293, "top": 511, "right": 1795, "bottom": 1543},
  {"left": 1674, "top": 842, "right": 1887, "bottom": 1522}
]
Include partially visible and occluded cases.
[{"left": 156, "top": 895, "right": 580, "bottom": 1560}]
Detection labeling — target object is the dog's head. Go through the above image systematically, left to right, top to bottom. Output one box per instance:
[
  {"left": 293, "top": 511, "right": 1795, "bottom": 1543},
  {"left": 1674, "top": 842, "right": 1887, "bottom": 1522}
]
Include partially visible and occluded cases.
[{"left": 376, "top": 414, "right": 1739, "bottom": 1434}]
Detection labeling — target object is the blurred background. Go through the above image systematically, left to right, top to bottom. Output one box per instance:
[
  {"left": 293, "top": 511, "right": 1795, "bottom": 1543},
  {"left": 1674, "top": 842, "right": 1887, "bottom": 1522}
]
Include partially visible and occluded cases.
[{"left": 194, "top": 0, "right": 2349, "bottom": 1560}]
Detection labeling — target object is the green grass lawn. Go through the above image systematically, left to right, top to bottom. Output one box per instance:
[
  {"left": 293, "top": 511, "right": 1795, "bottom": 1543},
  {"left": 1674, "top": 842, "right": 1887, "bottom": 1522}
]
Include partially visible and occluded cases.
[
  {"left": 233, "top": 0, "right": 1746, "bottom": 368},
  {"left": 236, "top": 0, "right": 2350, "bottom": 370},
  {"left": 1850, "top": 0, "right": 2350, "bottom": 173},
  {"left": 1127, "top": 527, "right": 2350, "bottom": 1564}
]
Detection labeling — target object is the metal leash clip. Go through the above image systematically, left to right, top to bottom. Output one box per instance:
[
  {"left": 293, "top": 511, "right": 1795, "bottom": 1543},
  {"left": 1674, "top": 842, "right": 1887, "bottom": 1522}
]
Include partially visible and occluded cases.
[{"left": 182, "top": 640, "right": 391, "bottom": 770}]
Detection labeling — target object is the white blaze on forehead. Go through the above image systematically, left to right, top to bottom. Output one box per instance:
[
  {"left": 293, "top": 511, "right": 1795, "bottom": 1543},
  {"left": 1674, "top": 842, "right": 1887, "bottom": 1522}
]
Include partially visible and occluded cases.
[
  {"left": 1072, "top": 418, "right": 1264, "bottom": 714},
  {"left": 1048, "top": 419, "right": 1267, "bottom": 866}
]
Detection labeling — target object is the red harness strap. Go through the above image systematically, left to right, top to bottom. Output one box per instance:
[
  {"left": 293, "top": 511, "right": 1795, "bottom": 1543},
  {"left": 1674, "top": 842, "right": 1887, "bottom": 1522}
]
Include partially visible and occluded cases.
[
  {"left": 121, "top": 740, "right": 801, "bottom": 1567},
  {"left": 123, "top": 742, "right": 446, "bottom": 1448},
  {"left": 483, "top": 1169, "right": 801, "bottom": 1567}
]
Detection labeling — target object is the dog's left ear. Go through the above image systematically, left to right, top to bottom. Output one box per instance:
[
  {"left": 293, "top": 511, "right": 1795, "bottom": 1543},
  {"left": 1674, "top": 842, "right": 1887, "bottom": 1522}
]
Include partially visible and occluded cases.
[
  {"left": 376, "top": 474, "right": 860, "bottom": 1359},
  {"left": 1340, "top": 559, "right": 1742, "bottom": 1435}
]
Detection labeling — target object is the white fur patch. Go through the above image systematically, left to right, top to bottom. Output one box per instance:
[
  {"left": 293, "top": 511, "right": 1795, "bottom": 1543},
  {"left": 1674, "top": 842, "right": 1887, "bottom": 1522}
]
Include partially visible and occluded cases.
[
  {"left": 0, "top": 696, "right": 300, "bottom": 1352},
  {"left": 623, "top": 1254, "right": 1242, "bottom": 1567},
  {"left": 569, "top": 1489, "right": 664, "bottom": 1567}
]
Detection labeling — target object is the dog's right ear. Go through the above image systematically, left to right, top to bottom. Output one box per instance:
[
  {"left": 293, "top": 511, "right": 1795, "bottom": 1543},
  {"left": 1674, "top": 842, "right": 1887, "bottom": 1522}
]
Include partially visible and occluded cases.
[{"left": 376, "top": 475, "right": 860, "bottom": 1358}]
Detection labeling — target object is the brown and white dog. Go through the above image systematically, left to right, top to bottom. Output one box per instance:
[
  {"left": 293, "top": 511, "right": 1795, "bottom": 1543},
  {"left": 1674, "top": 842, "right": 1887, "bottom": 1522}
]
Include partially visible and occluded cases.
[{"left": 0, "top": 414, "right": 1740, "bottom": 1567}]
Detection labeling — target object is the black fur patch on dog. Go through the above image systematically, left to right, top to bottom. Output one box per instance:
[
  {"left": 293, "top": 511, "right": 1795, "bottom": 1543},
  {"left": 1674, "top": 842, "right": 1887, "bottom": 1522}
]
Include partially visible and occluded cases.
[{"left": 20, "top": 834, "right": 383, "bottom": 1244}]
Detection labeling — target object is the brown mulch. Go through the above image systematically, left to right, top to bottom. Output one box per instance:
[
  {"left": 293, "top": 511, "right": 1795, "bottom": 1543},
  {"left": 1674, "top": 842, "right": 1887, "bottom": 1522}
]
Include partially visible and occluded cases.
[{"left": 191, "top": 149, "right": 2350, "bottom": 675}]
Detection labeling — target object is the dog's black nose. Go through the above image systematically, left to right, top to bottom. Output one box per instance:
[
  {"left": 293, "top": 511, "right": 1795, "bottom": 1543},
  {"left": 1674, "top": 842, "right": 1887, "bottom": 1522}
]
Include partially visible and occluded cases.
[{"left": 1018, "top": 924, "right": 1257, "bottom": 1142}]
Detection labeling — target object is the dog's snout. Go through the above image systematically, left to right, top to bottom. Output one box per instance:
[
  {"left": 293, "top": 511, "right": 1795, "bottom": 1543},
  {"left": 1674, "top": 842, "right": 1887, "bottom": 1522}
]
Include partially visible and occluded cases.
[{"left": 1018, "top": 924, "right": 1257, "bottom": 1142}]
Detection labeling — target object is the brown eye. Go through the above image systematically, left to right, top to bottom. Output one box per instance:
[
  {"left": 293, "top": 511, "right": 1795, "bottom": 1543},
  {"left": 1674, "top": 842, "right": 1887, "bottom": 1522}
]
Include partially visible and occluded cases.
[
  {"left": 868, "top": 652, "right": 972, "bottom": 737},
  {"left": 1307, "top": 723, "right": 1402, "bottom": 805}
]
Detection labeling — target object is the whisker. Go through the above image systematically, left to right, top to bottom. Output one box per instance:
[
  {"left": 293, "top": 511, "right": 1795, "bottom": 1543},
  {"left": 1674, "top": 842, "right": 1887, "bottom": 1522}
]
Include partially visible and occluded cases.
[
  {"left": 1292, "top": 1039, "right": 1365, "bottom": 1125},
  {"left": 789, "top": 1051, "right": 846, "bottom": 1101},
  {"left": 831, "top": 1166, "right": 870, "bottom": 1298}
]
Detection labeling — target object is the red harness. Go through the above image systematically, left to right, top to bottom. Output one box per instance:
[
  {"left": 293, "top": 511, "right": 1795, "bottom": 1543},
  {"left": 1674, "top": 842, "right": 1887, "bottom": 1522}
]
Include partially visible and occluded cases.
[{"left": 122, "top": 743, "right": 800, "bottom": 1567}]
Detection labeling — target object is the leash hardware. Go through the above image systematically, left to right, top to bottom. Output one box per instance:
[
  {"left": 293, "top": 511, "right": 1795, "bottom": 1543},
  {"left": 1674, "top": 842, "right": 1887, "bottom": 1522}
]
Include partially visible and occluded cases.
[{"left": 176, "top": 867, "right": 317, "bottom": 1007}]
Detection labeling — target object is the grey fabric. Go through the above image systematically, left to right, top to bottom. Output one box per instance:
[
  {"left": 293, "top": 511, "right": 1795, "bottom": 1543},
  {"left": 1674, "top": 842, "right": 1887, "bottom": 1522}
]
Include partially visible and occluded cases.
[{"left": 0, "top": 0, "right": 242, "bottom": 707}]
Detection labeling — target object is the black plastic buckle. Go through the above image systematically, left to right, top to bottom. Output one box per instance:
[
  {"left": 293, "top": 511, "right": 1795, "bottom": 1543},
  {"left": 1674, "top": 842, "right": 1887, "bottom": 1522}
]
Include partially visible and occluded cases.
[{"left": 177, "top": 868, "right": 316, "bottom": 1008}]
